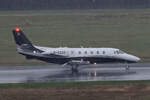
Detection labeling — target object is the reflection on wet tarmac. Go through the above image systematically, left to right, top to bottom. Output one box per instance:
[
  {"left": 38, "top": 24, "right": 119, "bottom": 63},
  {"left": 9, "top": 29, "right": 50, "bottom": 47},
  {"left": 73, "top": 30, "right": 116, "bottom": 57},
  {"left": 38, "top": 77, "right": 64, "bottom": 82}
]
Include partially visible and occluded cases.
[
  {"left": 0, "top": 63, "right": 149, "bottom": 83},
  {"left": 26, "top": 68, "right": 136, "bottom": 83}
]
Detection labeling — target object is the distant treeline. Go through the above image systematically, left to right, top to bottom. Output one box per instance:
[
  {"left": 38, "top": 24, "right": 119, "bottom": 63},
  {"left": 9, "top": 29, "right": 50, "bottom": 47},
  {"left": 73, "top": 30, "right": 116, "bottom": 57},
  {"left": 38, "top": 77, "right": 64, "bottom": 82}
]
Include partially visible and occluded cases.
[{"left": 1, "top": 0, "right": 150, "bottom": 10}]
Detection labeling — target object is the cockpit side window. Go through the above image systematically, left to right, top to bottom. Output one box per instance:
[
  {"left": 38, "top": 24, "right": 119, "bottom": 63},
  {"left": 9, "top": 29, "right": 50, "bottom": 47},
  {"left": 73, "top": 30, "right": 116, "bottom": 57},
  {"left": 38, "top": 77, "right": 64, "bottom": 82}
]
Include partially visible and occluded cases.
[
  {"left": 114, "top": 50, "right": 125, "bottom": 54},
  {"left": 118, "top": 50, "right": 125, "bottom": 54}
]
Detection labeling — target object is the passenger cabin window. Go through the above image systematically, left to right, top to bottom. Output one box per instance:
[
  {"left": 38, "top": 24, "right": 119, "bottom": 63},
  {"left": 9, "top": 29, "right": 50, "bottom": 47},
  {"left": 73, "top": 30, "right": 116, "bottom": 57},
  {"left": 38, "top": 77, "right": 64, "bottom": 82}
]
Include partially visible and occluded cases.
[
  {"left": 71, "top": 51, "right": 74, "bottom": 54},
  {"left": 78, "top": 51, "right": 81, "bottom": 54},
  {"left": 85, "top": 51, "right": 87, "bottom": 54},
  {"left": 90, "top": 51, "right": 93, "bottom": 54},
  {"left": 97, "top": 51, "right": 99, "bottom": 54},
  {"left": 103, "top": 51, "right": 105, "bottom": 54}
]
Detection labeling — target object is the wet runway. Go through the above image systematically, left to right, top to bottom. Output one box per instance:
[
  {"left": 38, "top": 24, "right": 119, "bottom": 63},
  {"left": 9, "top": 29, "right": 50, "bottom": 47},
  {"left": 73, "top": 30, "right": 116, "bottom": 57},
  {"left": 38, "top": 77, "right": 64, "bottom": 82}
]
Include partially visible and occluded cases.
[{"left": 0, "top": 63, "right": 150, "bottom": 83}]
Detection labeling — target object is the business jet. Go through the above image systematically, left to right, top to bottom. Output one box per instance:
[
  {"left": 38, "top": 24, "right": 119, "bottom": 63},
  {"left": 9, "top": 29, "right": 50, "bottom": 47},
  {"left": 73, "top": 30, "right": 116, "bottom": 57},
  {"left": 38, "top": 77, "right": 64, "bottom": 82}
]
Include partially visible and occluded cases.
[{"left": 12, "top": 28, "right": 140, "bottom": 72}]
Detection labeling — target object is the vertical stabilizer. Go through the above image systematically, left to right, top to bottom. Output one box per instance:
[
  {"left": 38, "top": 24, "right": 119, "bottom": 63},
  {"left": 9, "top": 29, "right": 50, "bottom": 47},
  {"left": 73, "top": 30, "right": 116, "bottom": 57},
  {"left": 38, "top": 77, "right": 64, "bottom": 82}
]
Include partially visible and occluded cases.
[
  {"left": 12, "top": 28, "right": 43, "bottom": 53},
  {"left": 12, "top": 28, "right": 32, "bottom": 46}
]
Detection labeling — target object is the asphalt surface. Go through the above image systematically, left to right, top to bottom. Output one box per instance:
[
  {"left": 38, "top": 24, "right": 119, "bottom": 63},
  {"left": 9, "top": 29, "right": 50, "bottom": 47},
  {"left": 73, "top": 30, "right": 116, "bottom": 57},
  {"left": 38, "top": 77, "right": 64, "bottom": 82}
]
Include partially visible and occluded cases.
[{"left": 0, "top": 63, "right": 150, "bottom": 83}]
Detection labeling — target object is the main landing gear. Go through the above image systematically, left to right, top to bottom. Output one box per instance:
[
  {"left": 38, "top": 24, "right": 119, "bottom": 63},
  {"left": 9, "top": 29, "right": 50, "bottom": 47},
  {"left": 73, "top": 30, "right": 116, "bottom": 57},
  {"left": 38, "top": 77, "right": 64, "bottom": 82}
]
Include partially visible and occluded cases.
[{"left": 71, "top": 64, "right": 79, "bottom": 73}]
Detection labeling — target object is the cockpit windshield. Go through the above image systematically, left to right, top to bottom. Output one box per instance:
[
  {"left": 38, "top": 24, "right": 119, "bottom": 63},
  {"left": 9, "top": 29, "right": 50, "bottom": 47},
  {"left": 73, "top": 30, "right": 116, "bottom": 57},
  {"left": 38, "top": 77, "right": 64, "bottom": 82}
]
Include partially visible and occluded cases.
[
  {"left": 114, "top": 50, "right": 125, "bottom": 54},
  {"left": 118, "top": 50, "right": 125, "bottom": 54}
]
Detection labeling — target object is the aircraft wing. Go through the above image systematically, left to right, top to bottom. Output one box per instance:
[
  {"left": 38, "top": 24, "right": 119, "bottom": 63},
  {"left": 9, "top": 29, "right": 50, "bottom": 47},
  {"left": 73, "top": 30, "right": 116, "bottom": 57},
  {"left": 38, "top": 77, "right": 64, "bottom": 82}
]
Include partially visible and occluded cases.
[{"left": 63, "top": 60, "right": 90, "bottom": 66}]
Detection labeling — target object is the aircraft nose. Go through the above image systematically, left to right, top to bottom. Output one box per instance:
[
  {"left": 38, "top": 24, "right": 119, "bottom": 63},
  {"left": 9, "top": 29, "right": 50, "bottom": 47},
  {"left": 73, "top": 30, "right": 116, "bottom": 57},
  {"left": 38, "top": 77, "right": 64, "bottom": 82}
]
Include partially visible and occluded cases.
[
  {"left": 129, "top": 55, "right": 141, "bottom": 62},
  {"left": 134, "top": 56, "right": 141, "bottom": 62}
]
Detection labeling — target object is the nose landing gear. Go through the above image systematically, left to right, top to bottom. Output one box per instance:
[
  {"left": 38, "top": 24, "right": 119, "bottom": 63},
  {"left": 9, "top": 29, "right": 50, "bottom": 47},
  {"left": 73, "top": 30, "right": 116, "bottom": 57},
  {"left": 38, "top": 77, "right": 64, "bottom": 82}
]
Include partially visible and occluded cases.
[
  {"left": 125, "top": 63, "right": 130, "bottom": 71},
  {"left": 126, "top": 65, "right": 130, "bottom": 71}
]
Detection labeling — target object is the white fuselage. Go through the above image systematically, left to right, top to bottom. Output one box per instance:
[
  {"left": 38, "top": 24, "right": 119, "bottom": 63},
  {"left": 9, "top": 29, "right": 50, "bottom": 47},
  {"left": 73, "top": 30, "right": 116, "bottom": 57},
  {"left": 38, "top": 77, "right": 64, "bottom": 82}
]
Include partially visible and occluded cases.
[{"left": 35, "top": 46, "right": 140, "bottom": 63}]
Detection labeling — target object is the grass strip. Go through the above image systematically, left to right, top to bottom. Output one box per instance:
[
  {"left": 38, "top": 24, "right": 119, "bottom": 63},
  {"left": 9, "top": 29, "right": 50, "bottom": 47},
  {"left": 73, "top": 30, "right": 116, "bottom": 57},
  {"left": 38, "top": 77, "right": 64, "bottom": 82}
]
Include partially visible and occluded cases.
[{"left": 0, "top": 80, "right": 150, "bottom": 89}]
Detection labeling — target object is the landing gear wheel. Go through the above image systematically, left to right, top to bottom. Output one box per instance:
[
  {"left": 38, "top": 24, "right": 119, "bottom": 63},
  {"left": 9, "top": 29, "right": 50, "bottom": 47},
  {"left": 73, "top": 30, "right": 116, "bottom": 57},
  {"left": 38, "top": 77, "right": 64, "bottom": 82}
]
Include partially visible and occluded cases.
[
  {"left": 125, "top": 64, "right": 130, "bottom": 71},
  {"left": 71, "top": 65, "right": 79, "bottom": 73}
]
